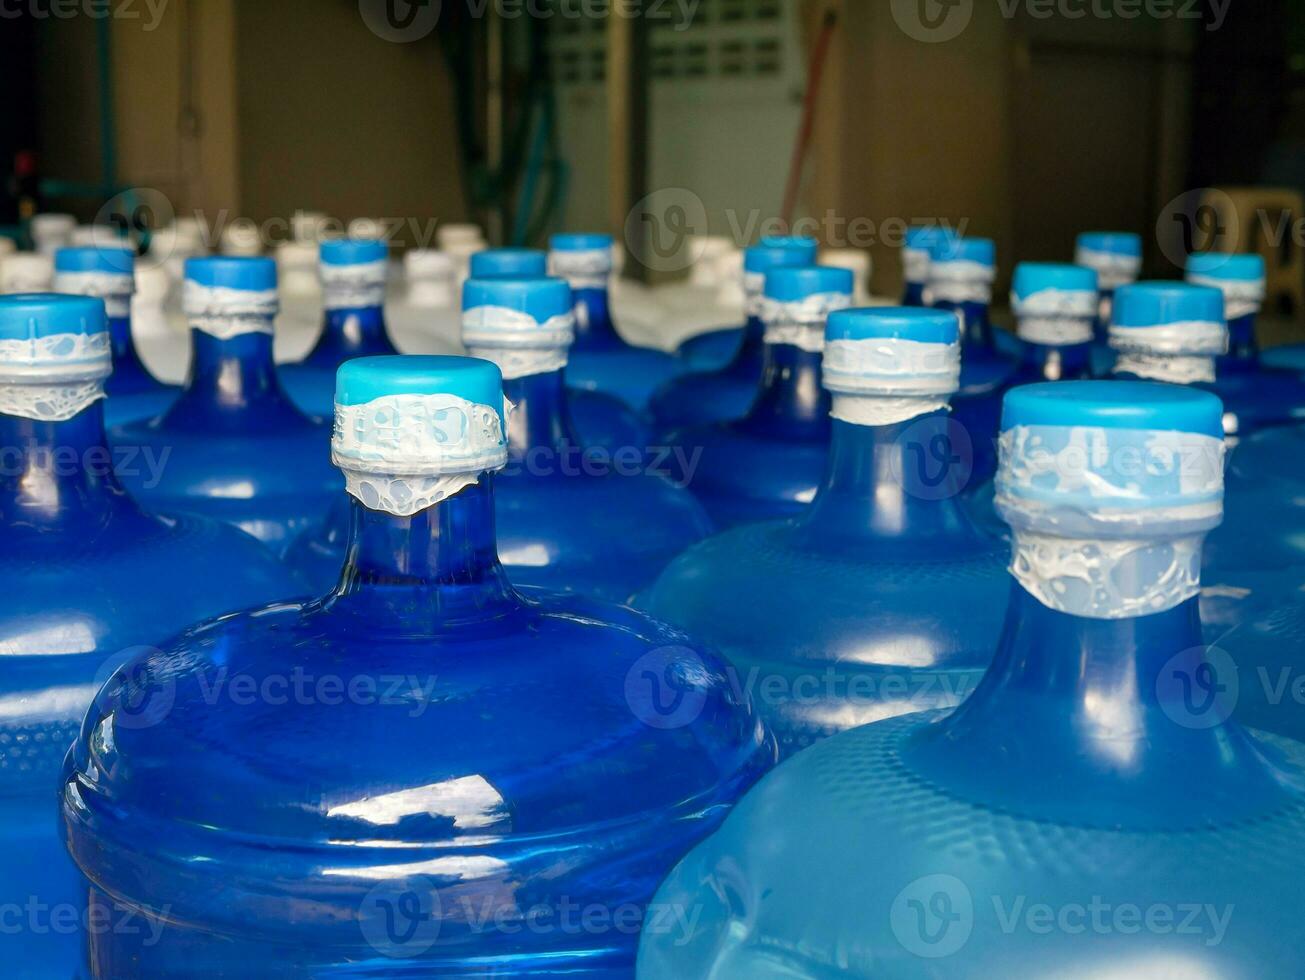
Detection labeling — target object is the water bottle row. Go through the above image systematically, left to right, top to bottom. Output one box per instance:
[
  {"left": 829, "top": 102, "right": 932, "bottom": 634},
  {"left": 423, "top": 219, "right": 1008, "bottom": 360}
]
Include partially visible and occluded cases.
[{"left": 1, "top": 218, "right": 1303, "bottom": 976}]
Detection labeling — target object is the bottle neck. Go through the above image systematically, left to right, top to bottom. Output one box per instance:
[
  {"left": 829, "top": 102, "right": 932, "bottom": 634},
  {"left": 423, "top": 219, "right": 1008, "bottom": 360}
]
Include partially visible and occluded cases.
[
  {"left": 902, "top": 281, "right": 927, "bottom": 307},
  {"left": 570, "top": 285, "right": 622, "bottom": 351},
  {"left": 935, "top": 298, "right": 993, "bottom": 350},
  {"left": 308, "top": 304, "right": 397, "bottom": 363},
  {"left": 106, "top": 309, "right": 151, "bottom": 383},
  {"left": 1221, "top": 312, "right": 1259, "bottom": 366},
  {"left": 728, "top": 313, "right": 767, "bottom": 373},
  {"left": 169, "top": 328, "right": 295, "bottom": 423},
  {"left": 1016, "top": 331, "right": 1093, "bottom": 380},
  {"left": 742, "top": 342, "right": 830, "bottom": 435},
  {"left": 502, "top": 369, "right": 578, "bottom": 457},
  {"left": 0, "top": 402, "right": 134, "bottom": 528},
  {"left": 796, "top": 414, "right": 986, "bottom": 554},
  {"left": 328, "top": 481, "right": 519, "bottom": 627},
  {"left": 904, "top": 583, "right": 1295, "bottom": 827}
]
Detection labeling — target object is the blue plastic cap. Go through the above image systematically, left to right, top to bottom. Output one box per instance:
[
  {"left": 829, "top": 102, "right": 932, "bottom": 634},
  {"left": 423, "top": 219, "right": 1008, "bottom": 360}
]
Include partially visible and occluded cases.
[
  {"left": 904, "top": 225, "right": 958, "bottom": 250},
  {"left": 1077, "top": 231, "right": 1142, "bottom": 257},
  {"left": 549, "top": 233, "right": 613, "bottom": 252},
  {"left": 744, "top": 236, "right": 818, "bottom": 273},
  {"left": 932, "top": 236, "right": 996, "bottom": 266},
  {"left": 320, "top": 238, "right": 388, "bottom": 266},
  {"left": 54, "top": 244, "right": 135, "bottom": 276},
  {"left": 469, "top": 248, "right": 548, "bottom": 279},
  {"left": 1186, "top": 252, "right": 1266, "bottom": 283},
  {"left": 185, "top": 256, "right": 277, "bottom": 292},
  {"left": 1012, "top": 262, "right": 1098, "bottom": 299},
  {"left": 763, "top": 265, "right": 853, "bottom": 301},
  {"left": 462, "top": 276, "right": 573, "bottom": 323},
  {"left": 1113, "top": 281, "right": 1224, "bottom": 328},
  {"left": 0, "top": 293, "right": 107, "bottom": 340},
  {"left": 826, "top": 306, "right": 959, "bottom": 345},
  {"left": 335, "top": 354, "right": 505, "bottom": 421},
  {"left": 1001, "top": 380, "right": 1224, "bottom": 439}
]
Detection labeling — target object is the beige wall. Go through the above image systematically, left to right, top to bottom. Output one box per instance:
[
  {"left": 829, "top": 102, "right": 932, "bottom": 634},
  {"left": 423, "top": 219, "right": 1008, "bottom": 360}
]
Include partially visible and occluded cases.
[
  {"left": 233, "top": 0, "right": 467, "bottom": 246},
  {"left": 805, "top": 1, "right": 1192, "bottom": 298}
]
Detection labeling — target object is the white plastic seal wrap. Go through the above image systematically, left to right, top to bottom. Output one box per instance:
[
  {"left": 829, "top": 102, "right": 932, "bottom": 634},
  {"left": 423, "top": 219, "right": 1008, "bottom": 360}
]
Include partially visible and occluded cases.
[
  {"left": 1075, "top": 247, "right": 1142, "bottom": 292},
  {"left": 549, "top": 248, "right": 611, "bottom": 291},
  {"left": 321, "top": 258, "right": 388, "bottom": 311},
  {"left": 926, "top": 259, "right": 994, "bottom": 306},
  {"left": 52, "top": 270, "right": 135, "bottom": 318},
  {"left": 1188, "top": 272, "right": 1265, "bottom": 321},
  {"left": 183, "top": 281, "right": 279, "bottom": 339},
  {"left": 1012, "top": 287, "right": 1098, "bottom": 346},
  {"left": 759, "top": 292, "right": 851, "bottom": 352},
  {"left": 462, "top": 305, "right": 576, "bottom": 380},
  {"left": 1110, "top": 319, "right": 1229, "bottom": 385},
  {"left": 0, "top": 331, "right": 112, "bottom": 421},
  {"left": 824, "top": 336, "right": 961, "bottom": 427},
  {"left": 332, "top": 392, "right": 510, "bottom": 517},
  {"left": 995, "top": 424, "right": 1225, "bottom": 620}
]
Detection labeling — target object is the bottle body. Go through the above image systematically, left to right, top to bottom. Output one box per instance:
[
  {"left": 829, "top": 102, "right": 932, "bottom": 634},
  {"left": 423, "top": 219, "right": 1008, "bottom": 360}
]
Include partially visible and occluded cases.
[
  {"left": 114, "top": 331, "right": 339, "bottom": 551},
  {"left": 0, "top": 402, "right": 298, "bottom": 978},
  {"left": 644, "top": 416, "right": 1007, "bottom": 757},
  {"left": 63, "top": 487, "right": 774, "bottom": 974}
]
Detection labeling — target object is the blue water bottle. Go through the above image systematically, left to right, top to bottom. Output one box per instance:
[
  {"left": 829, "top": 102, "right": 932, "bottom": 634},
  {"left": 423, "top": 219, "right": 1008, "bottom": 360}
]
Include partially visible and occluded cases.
[
  {"left": 900, "top": 224, "right": 954, "bottom": 307},
  {"left": 1075, "top": 230, "right": 1142, "bottom": 373},
  {"left": 549, "top": 232, "right": 682, "bottom": 412},
  {"left": 648, "top": 235, "right": 817, "bottom": 436},
  {"left": 926, "top": 236, "right": 1016, "bottom": 396},
  {"left": 279, "top": 238, "right": 397, "bottom": 416},
  {"left": 53, "top": 244, "right": 178, "bottom": 425},
  {"left": 471, "top": 247, "right": 645, "bottom": 452},
  {"left": 1184, "top": 253, "right": 1305, "bottom": 433},
  {"left": 112, "top": 256, "right": 338, "bottom": 551},
  {"left": 952, "top": 261, "right": 1097, "bottom": 483},
  {"left": 665, "top": 264, "right": 852, "bottom": 528},
  {"left": 286, "top": 277, "right": 712, "bottom": 601},
  {"left": 0, "top": 293, "right": 296, "bottom": 978},
  {"left": 643, "top": 306, "right": 1006, "bottom": 759},
  {"left": 62, "top": 354, "right": 774, "bottom": 975},
  {"left": 640, "top": 380, "right": 1305, "bottom": 979}
]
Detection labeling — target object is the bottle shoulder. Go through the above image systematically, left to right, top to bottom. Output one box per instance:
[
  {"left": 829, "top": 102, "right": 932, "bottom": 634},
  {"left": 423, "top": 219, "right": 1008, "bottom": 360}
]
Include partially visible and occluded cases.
[
  {"left": 63, "top": 590, "right": 773, "bottom": 906},
  {"left": 638, "top": 712, "right": 1305, "bottom": 979}
]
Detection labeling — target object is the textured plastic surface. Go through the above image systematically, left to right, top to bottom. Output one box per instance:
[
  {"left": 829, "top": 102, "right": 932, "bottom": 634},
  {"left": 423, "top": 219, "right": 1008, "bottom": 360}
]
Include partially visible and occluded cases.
[
  {"left": 64, "top": 365, "right": 773, "bottom": 972},
  {"left": 0, "top": 381, "right": 296, "bottom": 977},
  {"left": 639, "top": 382, "right": 1305, "bottom": 979}
]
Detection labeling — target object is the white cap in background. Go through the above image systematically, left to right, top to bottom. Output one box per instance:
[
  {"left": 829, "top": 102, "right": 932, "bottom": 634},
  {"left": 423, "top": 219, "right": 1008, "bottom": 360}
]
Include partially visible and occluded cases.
[
  {"left": 30, "top": 213, "right": 75, "bottom": 255},
  {"left": 820, "top": 247, "right": 873, "bottom": 303},
  {"left": 404, "top": 248, "right": 455, "bottom": 308},
  {"left": 1, "top": 252, "right": 55, "bottom": 292}
]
